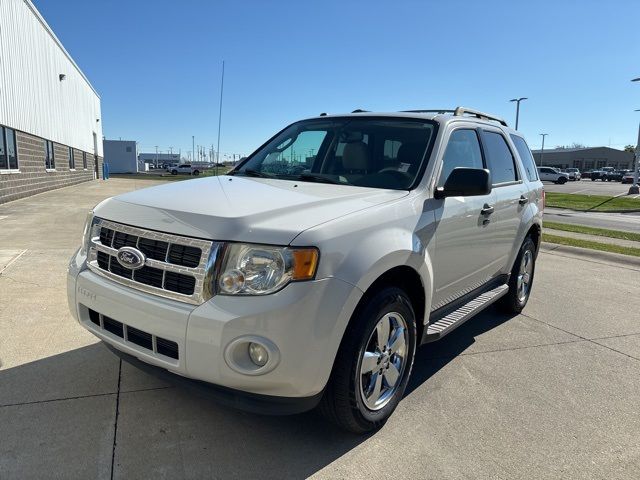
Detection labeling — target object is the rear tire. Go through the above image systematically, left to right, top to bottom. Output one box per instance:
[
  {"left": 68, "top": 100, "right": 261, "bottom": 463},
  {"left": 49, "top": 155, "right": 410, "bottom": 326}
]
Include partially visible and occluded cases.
[
  {"left": 171, "top": 170, "right": 178, "bottom": 175},
  {"left": 558, "top": 177, "right": 567, "bottom": 184},
  {"left": 497, "top": 236, "right": 537, "bottom": 315},
  {"left": 319, "top": 287, "right": 417, "bottom": 433}
]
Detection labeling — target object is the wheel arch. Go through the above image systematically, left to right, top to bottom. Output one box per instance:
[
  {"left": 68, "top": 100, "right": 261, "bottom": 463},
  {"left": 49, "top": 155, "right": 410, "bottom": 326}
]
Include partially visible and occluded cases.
[{"left": 350, "top": 265, "right": 427, "bottom": 342}]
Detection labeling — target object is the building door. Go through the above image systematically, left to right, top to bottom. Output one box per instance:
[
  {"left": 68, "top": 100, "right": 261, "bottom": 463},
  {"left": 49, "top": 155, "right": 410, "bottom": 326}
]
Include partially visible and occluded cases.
[{"left": 93, "top": 132, "right": 99, "bottom": 179}]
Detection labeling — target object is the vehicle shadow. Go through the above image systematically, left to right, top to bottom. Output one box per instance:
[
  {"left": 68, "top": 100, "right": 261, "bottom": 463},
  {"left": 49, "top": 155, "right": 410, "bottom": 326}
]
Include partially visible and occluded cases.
[
  {"left": 407, "top": 306, "right": 516, "bottom": 396},
  {"left": 0, "top": 307, "right": 516, "bottom": 479}
]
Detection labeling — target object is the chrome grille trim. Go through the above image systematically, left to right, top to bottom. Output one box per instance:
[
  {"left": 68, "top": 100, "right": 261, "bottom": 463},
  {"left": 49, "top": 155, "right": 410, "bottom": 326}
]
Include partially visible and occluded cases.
[{"left": 87, "top": 217, "right": 220, "bottom": 305}]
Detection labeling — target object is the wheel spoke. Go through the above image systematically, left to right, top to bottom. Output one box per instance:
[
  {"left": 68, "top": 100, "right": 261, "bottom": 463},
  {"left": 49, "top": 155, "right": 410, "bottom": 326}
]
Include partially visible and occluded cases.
[
  {"left": 376, "top": 316, "right": 391, "bottom": 348},
  {"left": 387, "top": 327, "right": 405, "bottom": 354},
  {"left": 361, "top": 351, "right": 379, "bottom": 374},
  {"left": 384, "top": 363, "right": 400, "bottom": 387},
  {"left": 370, "top": 371, "right": 383, "bottom": 403}
]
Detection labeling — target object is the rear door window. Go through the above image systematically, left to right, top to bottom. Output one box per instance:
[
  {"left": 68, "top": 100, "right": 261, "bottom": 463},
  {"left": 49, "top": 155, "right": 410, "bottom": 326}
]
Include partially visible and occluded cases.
[
  {"left": 482, "top": 131, "right": 518, "bottom": 185},
  {"left": 510, "top": 135, "right": 538, "bottom": 181}
]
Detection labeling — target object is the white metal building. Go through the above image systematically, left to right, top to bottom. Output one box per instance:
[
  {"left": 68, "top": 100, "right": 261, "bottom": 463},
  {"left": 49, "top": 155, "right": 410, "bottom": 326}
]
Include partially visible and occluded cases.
[
  {"left": 0, "top": 0, "right": 103, "bottom": 204},
  {"left": 103, "top": 140, "right": 138, "bottom": 173}
]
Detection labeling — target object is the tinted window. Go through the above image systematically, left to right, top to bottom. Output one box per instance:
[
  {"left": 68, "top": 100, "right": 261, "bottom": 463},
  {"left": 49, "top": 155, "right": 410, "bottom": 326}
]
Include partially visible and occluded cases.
[
  {"left": 237, "top": 118, "right": 436, "bottom": 190},
  {"left": 0, "top": 127, "right": 6, "bottom": 170},
  {"left": 439, "top": 129, "right": 483, "bottom": 184},
  {"left": 483, "top": 131, "right": 517, "bottom": 184},
  {"left": 510, "top": 135, "right": 537, "bottom": 181},
  {"left": 45, "top": 140, "right": 55, "bottom": 169},
  {"left": 69, "top": 146, "right": 75, "bottom": 169},
  {"left": 83, "top": 152, "right": 87, "bottom": 169}
]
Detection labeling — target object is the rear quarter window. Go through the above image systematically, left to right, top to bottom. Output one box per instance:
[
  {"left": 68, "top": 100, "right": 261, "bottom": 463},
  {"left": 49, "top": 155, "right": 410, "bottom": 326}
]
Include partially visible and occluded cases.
[{"left": 510, "top": 135, "right": 538, "bottom": 181}]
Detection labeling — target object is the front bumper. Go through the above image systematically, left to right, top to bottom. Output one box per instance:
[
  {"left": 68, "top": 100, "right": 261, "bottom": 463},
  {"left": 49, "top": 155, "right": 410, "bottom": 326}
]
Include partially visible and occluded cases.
[{"left": 68, "top": 250, "right": 362, "bottom": 400}]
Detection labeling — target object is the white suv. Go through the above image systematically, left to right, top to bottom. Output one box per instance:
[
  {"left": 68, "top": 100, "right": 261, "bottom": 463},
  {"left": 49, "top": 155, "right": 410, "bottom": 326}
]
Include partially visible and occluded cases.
[
  {"left": 68, "top": 107, "right": 543, "bottom": 432},
  {"left": 537, "top": 166, "right": 568, "bottom": 184}
]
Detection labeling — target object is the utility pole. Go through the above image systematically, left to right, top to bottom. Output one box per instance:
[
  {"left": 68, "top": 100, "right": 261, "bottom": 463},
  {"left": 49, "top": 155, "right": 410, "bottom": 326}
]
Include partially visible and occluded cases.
[
  {"left": 216, "top": 60, "right": 225, "bottom": 176},
  {"left": 629, "top": 77, "right": 640, "bottom": 194},
  {"left": 509, "top": 97, "right": 528, "bottom": 130},
  {"left": 539, "top": 134, "right": 548, "bottom": 167},
  {"left": 192, "top": 136, "right": 195, "bottom": 166},
  {"left": 155, "top": 145, "right": 158, "bottom": 168}
]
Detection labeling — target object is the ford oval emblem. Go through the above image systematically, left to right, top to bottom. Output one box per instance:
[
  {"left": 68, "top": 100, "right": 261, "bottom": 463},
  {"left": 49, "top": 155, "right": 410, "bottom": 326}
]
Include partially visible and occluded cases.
[{"left": 115, "top": 246, "right": 146, "bottom": 270}]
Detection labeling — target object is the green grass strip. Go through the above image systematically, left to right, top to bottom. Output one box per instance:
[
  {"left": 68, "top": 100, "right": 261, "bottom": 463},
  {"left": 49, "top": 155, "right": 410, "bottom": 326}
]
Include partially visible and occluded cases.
[
  {"left": 545, "top": 192, "right": 640, "bottom": 212},
  {"left": 543, "top": 221, "right": 640, "bottom": 242},
  {"left": 543, "top": 233, "right": 640, "bottom": 257}
]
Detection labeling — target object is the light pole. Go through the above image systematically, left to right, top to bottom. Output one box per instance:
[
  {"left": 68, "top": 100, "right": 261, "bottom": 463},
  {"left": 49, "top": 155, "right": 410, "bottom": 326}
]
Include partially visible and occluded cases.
[
  {"left": 629, "top": 78, "right": 640, "bottom": 194},
  {"left": 509, "top": 97, "right": 528, "bottom": 130},
  {"left": 539, "top": 133, "right": 548, "bottom": 167},
  {"left": 192, "top": 136, "right": 195, "bottom": 166}
]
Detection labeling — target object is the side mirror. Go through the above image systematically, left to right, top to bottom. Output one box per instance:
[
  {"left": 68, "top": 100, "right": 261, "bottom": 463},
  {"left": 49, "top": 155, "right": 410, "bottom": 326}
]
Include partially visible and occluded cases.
[{"left": 434, "top": 167, "right": 492, "bottom": 199}]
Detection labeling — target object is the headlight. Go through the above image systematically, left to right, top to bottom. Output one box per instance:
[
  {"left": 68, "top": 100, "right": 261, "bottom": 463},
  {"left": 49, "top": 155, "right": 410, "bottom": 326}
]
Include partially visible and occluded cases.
[
  {"left": 79, "top": 211, "right": 95, "bottom": 256},
  {"left": 217, "top": 244, "right": 319, "bottom": 295}
]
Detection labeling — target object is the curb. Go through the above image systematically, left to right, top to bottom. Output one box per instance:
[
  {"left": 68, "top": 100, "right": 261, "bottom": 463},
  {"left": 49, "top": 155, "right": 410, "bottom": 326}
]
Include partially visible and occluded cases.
[{"left": 540, "top": 242, "right": 640, "bottom": 269}]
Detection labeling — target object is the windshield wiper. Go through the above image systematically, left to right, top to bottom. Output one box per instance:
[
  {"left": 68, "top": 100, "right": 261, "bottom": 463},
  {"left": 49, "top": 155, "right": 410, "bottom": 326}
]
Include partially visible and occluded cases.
[
  {"left": 234, "top": 168, "right": 272, "bottom": 178},
  {"left": 297, "top": 173, "right": 341, "bottom": 184}
]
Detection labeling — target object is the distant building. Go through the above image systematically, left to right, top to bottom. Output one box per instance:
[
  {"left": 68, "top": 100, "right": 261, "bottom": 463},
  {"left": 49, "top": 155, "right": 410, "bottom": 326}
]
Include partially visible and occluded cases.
[
  {"left": 0, "top": 0, "right": 103, "bottom": 204},
  {"left": 103, "top": 140, "right": 137, "bottom": 173},
  {"left": 531, "top": 147, "right": 633, "bottom": 171},
  {"left": 138, "top": 152, "right": 181, "bottom": 168}
]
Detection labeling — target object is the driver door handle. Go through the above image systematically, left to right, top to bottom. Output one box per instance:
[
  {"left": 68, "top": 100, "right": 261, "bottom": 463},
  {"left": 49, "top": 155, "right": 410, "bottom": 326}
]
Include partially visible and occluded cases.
[
  {"left": 519, "top": 195, "right": 529, "bottom": 205},
  {"left": 481, "top": 204, "right": 494, "bottom": 215}
]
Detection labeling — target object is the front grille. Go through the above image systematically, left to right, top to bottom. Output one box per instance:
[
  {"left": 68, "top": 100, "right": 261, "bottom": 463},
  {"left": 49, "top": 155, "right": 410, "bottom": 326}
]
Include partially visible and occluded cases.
[
  {"left": 87, "top": 218, "right": 219, "bottom": 305},
  {"left": 87, "top": 308, "right": 179, "bottom": 361}
]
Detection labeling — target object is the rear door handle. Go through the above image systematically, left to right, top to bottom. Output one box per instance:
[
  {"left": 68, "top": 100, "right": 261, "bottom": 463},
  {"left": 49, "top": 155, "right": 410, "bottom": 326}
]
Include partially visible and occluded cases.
[
  {"left": 519, "top": 195, "right": 529, "bottom": 205},
  {"left": 481, "top": 204, "right": 494, "bottom": 215}
]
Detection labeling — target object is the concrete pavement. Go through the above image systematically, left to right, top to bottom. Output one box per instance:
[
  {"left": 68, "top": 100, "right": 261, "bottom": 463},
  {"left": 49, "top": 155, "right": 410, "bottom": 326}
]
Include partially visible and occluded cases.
[
  {"left": 1, "top": 179, "right": 640, "bottom": 479},
  {"left": 545, "top": 207, "right": 640, "bottom": 233}
]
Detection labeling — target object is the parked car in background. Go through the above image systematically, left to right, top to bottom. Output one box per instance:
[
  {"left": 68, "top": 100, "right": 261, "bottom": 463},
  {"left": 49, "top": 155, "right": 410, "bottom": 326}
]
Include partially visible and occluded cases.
[
  {"left": 68, "top": 107, "right": 543, "bottom": 433},
  {"left": 169, "top": 164, "right": 201, "bottom": 176},
  {"left": 537, "top": 166, "right": 568, "bottom": 184},
  {"left": 590, "top": 167, "right": 615, "bottom": 181},
  {"left": 565, "top": 168, "right": 581, "bottom": 181},
  {"left": 582, "top": 170, "right": 592, "bottom": 179},
  {"left": 605, "top": 170, "right": 629, "bottom": 182},
  {"left": 622, "top": 170, "right": 638, "bottom": 184}
]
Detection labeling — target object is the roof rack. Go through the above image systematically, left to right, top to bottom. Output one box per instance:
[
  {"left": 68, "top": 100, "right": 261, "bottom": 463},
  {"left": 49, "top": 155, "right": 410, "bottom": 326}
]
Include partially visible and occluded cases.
[
  {"left": 402, "top": 107, "right": 508, "bottom": 126},
  {"left": 453, "top": 107, "right": 508, "bottom": 126},
  {"left": 351, "top": 109, "right": 369, "bottom": 113},
  {"left": 403, "top": 109, "right": 456, "bottom": 114}
]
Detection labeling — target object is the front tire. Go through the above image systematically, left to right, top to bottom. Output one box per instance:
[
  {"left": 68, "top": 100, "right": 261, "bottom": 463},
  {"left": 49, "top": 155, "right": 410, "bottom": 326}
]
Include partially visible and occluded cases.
[
  {"left": 497, "top": 236, "right": 537, "bottom": 314},
  {"left": 319, "top": 287, "right": 417, "bottom": 433}
]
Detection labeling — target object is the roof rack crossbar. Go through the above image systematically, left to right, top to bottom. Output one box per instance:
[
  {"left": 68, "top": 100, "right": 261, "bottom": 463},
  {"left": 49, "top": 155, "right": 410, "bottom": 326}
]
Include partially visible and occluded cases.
[
  {"left": 453, "top": 107, "right": 508, "bottom": 126},
  {"left": 402, "top": 109, "right": 456, "bottom": 114}
]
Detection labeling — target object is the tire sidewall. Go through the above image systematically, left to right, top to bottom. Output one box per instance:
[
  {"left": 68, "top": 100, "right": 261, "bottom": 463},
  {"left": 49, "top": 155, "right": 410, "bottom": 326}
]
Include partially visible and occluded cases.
[
  {"left": 513, "top": 237, "right": 537, "bottom": 309},
  {"left": 351, "top": 288, "right": 417, "bottom": 425}
]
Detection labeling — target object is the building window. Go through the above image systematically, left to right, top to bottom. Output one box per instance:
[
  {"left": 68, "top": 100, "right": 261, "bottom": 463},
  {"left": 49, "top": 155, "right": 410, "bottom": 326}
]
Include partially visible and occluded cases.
[
  {"left": 0, "top": 126, "right": 19, "bottom": 171},
  {"left": 45, "top": 140, "right": 55, "bottom": 169},
  {"left": 69, "top": 146, "right": 75, "bottom": 170},
  {"left": 126, "top": 146, "right": 132, "bottom": 153},
  {"left": 83, "top": 151, "right": 88, "bottom": 169},
  {"left": 584, "top": 160, "right": 594, "bottom": 170}
]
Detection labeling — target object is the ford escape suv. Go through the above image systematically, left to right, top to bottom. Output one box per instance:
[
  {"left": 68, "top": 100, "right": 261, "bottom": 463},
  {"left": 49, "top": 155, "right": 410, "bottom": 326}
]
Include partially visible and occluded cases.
[{"left": 68, "top": 107, "right": 543, "bottom": 433}]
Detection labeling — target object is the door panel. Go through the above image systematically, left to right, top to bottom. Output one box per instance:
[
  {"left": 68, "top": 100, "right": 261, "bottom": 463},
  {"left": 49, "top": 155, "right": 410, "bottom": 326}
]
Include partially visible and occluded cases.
[
  {"left": 491, "top": 183, "right": 529, "bottom": 272},
  {"left": 431, "top": 191, "right": 501, "bottom": 309}
]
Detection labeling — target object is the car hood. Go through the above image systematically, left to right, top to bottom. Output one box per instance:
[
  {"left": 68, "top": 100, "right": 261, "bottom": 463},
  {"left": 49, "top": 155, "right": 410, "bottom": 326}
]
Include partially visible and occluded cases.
[{"left": 94, "top": 176, "right": 409, "bottom": 244}]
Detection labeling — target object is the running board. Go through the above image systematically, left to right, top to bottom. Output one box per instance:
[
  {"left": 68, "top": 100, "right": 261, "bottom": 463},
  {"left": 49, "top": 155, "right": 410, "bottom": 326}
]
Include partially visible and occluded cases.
[{"left": 422, "top": 284, "right": 509, "bottom": 343}]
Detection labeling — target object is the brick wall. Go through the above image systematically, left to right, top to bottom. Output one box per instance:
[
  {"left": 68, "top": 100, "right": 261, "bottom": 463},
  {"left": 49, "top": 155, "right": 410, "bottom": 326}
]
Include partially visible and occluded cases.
[{"left": 0, "top": 130, "right": 100, "bottom": 205}]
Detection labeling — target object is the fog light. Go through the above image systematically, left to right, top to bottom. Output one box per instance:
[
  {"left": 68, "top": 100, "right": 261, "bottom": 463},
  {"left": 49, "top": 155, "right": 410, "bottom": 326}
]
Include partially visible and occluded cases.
[{"left": 248, "top": 342, "right": 269, "bottom": 367}]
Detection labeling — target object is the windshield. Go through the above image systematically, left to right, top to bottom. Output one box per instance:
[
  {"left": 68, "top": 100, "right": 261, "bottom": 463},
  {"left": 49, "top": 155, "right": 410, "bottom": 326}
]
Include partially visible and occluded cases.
[{"left": 234, "top": 117, "right": 436, "bottom": 190}]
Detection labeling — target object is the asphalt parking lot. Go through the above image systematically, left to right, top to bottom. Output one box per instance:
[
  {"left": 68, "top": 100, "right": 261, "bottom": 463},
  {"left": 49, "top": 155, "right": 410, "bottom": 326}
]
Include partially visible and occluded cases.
[
  {"left": 543, "top": 178, "right": 639, "bottom": 196},
  {"left": 1, "top": 179, "right": 640, "bottom": 479}
]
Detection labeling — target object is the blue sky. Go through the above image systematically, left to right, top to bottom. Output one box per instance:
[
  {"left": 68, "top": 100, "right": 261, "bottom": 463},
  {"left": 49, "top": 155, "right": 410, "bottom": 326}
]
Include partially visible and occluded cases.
[{"left": 35, "top": 0, "right": 640, "bottom": 159}]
